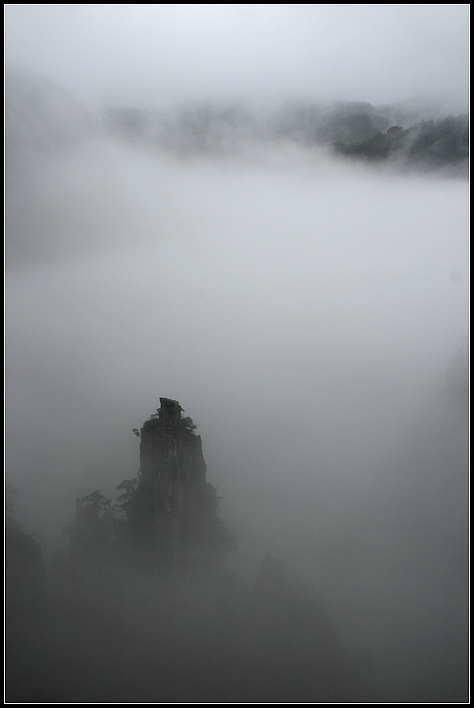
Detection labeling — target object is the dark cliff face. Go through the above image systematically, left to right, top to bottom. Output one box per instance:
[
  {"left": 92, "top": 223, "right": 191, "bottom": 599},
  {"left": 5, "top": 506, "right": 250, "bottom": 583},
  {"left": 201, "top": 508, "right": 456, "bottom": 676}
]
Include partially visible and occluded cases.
[{"left": 133, "top": 398, "right": 231, "bottom": 564}]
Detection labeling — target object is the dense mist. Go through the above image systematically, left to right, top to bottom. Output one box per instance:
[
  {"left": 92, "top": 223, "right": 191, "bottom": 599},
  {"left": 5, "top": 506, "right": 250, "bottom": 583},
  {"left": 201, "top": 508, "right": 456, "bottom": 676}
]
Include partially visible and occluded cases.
[{"left": 5, "top": 6, "right": 468, "bottom": 703}]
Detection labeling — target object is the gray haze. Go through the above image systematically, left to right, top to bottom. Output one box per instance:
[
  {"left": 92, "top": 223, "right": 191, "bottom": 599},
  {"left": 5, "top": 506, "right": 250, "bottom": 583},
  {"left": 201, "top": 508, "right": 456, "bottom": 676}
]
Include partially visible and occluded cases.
[
  {"left": 5, "top": 5, "right": 469, "bottom": 111},
  {"left": 5, "top": 6, "right": 469, "bottom": 702}
]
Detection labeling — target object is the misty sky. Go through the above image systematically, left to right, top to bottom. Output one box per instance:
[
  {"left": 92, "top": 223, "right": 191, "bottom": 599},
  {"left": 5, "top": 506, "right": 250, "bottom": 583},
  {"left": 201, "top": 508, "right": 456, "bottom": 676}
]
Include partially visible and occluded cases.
[{"left": 5, "top": 4, "right": 469, "bottom": 110}]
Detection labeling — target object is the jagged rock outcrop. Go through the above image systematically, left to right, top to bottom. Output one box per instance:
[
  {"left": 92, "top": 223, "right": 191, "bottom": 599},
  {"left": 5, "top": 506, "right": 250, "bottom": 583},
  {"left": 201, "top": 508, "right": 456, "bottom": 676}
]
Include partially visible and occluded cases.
[{"left": 130, "top": 398, "right": 232, "bottom": 564}]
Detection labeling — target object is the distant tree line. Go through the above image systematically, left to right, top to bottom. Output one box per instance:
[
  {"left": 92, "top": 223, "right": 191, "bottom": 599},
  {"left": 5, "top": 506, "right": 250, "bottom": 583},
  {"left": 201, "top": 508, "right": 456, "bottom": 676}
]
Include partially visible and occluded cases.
[
  {"left": 5, "top": 65, "right": 468, "bottom": 174},
  {"left": 334, "top": 115, "right": 468, "bottom": 169}
]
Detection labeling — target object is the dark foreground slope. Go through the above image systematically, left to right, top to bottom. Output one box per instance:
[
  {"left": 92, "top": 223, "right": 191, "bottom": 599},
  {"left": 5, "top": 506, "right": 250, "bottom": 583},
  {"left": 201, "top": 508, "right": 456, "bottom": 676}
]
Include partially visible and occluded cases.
[{"left": 6, "top": 553, "right": 371, "bottom": 703}]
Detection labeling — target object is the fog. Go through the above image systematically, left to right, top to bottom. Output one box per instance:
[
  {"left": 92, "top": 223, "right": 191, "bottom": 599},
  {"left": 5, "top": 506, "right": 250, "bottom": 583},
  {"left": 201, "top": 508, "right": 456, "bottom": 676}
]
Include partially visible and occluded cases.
[
  {"left": 5, "top": 5, "right": 468, "bottom": 703},
  {"left": 5, "top": 5, "right": 469, "bottom": 110}
]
